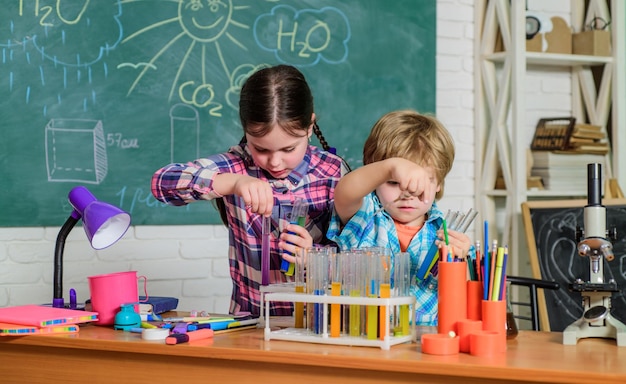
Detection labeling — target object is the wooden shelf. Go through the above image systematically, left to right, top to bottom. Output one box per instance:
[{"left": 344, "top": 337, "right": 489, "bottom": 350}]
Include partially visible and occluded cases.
[
  {"left": 474, "top": 0, "right": 624, "bottom": 279},
  {"left": 484, "top": 51, "right": 613, "bottom": 66}
]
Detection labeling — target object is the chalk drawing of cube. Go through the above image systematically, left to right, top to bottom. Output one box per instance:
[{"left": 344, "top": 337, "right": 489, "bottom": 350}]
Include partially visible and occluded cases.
[{"left": 45, "top": 119, "right": 108, "bottom": 184}]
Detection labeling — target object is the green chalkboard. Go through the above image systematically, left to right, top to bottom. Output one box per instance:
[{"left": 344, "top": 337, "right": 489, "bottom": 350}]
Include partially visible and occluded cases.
[{"left": 0, "top": 0, "right": 436, "bottom": 226}]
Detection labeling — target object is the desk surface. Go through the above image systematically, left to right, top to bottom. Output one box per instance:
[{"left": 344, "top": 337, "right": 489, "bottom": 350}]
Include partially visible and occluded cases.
[{"left": 1, "top": 324, "right": 625, "bottom": 384}]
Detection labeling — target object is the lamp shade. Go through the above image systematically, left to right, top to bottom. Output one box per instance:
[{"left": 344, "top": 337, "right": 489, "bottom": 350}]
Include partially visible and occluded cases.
[{"left": 68, "top": 186, "right": 131, "bottom": 250}]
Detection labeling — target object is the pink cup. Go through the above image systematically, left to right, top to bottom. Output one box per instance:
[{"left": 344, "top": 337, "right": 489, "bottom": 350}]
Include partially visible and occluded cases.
[{"left": 88, "top": 271, "right": 148, "bottom": 326}]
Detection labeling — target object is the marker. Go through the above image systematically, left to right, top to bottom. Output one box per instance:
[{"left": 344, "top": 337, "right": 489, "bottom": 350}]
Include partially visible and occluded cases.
[
  {"left": 69, "top": 288, "right": 77, "bottom": 309},
  {"left": 161, "top": 316, "right": 213, "bottom": 322},
  {"left": 227, "top": 318, "right": 259, "bottom": 328},
  {"left": 202, "top": 319, "right": 235, "bottom": 331},
  {"left": 165, "top": 328, "right": 214, "bottom": 345}
]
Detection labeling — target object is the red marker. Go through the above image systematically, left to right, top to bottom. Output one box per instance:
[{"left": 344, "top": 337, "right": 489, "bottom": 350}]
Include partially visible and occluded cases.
[{"left": 165, "top": 328, "right": 214, "bottom": 345}]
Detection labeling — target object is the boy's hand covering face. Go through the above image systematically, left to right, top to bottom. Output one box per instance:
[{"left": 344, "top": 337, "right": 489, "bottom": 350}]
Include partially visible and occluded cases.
[{"left": 387, "top": 159, "right": 438, "bottom": 204}]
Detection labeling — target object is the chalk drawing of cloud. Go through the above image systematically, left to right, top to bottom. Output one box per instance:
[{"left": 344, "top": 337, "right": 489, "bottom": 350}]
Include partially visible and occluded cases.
[
  {"left": 31, "top": 1, "right": 123, "bottom": 67},
  {"left": 253, "top": 5, "right": 350, "bottom": 66}
]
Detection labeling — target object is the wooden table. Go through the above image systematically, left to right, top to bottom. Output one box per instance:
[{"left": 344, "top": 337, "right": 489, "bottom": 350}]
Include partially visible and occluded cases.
[{"left": 1, "top": 325, "right": 625, "bottom": 383}]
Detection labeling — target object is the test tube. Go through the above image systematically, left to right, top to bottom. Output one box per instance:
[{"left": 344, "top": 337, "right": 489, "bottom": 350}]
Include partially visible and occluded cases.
[
  {"left": 281, "top": 199, "right": 308, "bottom": 276},
  {"left": 261, "top": 216, "right": 271, "bottom": 286},
  {"left": 294, "top": 247, "right": 306, "bottom": 328},
  {"left": 305, "top": 247, "right": 328, "bottom": 334},
  {"left": 366, "top": 248, "right": 380, "bottom": 340},
  {"left": 378, "top": 248, "right": 391, "bottom": 340},
  {"left": 315, "top": 249, "right": 330, "bottom": 335},
  {"left": 330, "top": 250, "right": 342, "bottom": 337},
  {"left": 344, "top": 250, "right": 363, "bottom": 337},
  {"left": 393, "top": 252, "right": 411, "bottom": 336}
]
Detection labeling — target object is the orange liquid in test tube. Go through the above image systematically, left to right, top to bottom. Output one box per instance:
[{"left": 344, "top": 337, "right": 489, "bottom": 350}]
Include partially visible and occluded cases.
[{"left": 331, "top": 282, "right": 341, "bottom": 337}]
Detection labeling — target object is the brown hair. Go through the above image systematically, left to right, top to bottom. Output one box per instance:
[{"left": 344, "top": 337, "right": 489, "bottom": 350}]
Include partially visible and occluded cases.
[
  {"left": 239, "top": 65, "right": 330, "bottom": 148},
  {"left": 363, "top": 110, "right": 455, "bottom": 200}
]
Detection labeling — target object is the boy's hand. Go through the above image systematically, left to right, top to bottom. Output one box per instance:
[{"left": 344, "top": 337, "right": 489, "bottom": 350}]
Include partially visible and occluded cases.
[
  {"left": 387, "top": 158, "right": 437, "bottom": 204},
  {"left": 436, "top": 229, "right": 472, "bottom": 259}
]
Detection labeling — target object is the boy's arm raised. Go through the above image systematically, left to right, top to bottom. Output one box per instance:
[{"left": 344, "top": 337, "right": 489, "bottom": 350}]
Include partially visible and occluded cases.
[{"left": 334, "top": 158, "right": 430, "bottom": 224}]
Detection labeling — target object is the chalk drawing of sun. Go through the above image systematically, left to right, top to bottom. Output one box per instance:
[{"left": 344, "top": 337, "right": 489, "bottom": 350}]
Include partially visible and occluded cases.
[{"left": 119, "top": 0, "right": 259, "bottom": 114}]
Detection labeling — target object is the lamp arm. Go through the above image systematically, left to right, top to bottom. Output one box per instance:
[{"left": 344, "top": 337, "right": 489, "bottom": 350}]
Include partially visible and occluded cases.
[{"left": 53, "top": 214, "right": 79, "bottom": 307}]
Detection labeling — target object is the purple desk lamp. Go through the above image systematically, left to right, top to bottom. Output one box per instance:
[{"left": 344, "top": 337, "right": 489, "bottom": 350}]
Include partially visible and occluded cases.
[{"left": 52, "top": 186, "right": 131, "bottom": 308}]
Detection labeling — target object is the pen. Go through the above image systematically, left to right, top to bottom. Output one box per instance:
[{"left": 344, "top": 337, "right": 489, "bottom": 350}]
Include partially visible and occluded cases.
[
  {"left": 69, "top": 288, "right": 77, "bottom": 309},
  {"left": 161, "top": 316, "right": 213, "bottom": 322},
  {"left": 227, "top": 318, "right": 259, "bottom": 328},
  {"left": 205, "top": 320, "right": 236, "bottom": 331},
  {"left": 165, "top": 328, "right": 214, "bottom": 345}
]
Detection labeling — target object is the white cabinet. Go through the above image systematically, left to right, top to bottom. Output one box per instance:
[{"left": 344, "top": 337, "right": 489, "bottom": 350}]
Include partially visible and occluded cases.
[{"left": 474, "top": 0, "right": 625, "bottom": 276}]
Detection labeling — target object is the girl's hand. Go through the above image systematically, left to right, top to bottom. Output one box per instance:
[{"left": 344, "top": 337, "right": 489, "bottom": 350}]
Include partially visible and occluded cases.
[
  {"left": 233, "top": 176, "right": 274, "bottom": 216},
  {"left": 278, "top": 224, "right": 313, "bottom": 264},
  {"left": 436, "top": 229, "right": 472, "bottom": 259}
]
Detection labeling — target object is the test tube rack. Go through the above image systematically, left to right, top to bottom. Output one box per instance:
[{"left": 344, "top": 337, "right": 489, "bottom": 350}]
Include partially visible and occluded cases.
[{"left": 263, "top": 291, "right": 416, "bottom": 350}]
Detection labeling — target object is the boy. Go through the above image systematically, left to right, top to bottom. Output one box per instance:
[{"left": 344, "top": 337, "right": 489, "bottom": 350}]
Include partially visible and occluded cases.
[{"left": 327, "top": 110, "right": 473, "bottom": 325}]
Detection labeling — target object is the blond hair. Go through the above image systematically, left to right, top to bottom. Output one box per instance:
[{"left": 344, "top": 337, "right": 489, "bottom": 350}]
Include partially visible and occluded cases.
[{"left": 363, "top": 110, "right": 455, "bottom": 200}]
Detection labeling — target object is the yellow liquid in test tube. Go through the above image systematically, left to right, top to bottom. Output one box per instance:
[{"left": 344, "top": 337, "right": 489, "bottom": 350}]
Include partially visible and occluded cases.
[
  {"left": 295, "top": 284, "right": 305, "bottom": 328},
  {"left": 349, "top": 290, "right": 361, "bottom": 337}
]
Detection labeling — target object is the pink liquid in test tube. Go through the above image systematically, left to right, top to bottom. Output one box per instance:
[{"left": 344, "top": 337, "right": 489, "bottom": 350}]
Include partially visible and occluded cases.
[{"left": 261, "top": 216, "right": 270, "bottom": 285}]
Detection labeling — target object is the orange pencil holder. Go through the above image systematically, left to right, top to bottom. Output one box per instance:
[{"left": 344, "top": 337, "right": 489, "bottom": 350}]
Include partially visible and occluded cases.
[
  {"left": 437, "top": 261, "right": 467, "bottom": 335},
  {"left": 466, "top": 280, "right": 483, "bottom": 320},
  {"left": 480, "top": 299, "right": 507, "bottom": 353},
  {"left": 457, "top": 319, "right": 482, "bottom": 353},
  {"left": 469, "top": 330, "right": 505, "bottom": 357},
  {"left": 421, "top": 333, "right": 460, "bottom": 355}
]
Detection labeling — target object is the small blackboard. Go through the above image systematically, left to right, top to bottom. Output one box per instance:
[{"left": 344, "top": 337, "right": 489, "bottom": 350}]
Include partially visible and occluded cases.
[{"left": 522, "top": 198, "right": 626, "bottom": 331}]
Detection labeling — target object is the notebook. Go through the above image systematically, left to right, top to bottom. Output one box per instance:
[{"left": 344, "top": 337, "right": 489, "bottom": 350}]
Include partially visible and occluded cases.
[
  {"left": 0, "top": 305, "right": 98, "bottom": 327},
  {"left": 0, "top": 322, "right": 80, "bottom": 336}
]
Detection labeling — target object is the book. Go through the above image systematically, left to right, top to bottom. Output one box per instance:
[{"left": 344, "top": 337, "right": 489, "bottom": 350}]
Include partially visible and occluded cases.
[
  {"left": 573, "top": 123, "right": 602, "bottom": 132},
  {"left": 570, "top": 130, "right": 605, "bottom": 140},
  {"left": 568, "top": 141, "right": 610, "bottom": 150},
  {"left": 531, "top": 151, "right": 605, "bottom": 168},
  {"left": 138, "top": 296, "right": 179, "bottom": 314},
  {"left": 0, "top": 305, "right": 98, "bottom": 327},
  {"left": 0, "top": 322, "right": 79, "bottom": 336}
]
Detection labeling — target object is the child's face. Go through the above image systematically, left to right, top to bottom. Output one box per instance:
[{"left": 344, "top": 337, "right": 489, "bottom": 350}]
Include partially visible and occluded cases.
[
  {"left": 246, "top": 124, "right": 312, "bottom": 179},
  {"left": 376, "top": 166, "right": 440, "bottom": 227}
]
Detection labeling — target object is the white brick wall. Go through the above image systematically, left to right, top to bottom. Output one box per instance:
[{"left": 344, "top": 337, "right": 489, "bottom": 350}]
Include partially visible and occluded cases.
[{"left": 0, "top": 0, "right": 477, "bottom": 312}]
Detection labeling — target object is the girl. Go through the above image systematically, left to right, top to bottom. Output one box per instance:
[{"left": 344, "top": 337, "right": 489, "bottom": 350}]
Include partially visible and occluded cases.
[{"left": 151, "top": 65, "right": 348, "bottom": 316}]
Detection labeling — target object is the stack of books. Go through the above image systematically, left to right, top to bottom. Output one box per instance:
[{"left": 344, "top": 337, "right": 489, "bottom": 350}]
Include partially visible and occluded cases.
[
  {"left": 567, "top": 123, "right": 610, "bottom": 154},
  {"left": 530, "top": 151, "right": 606, "bottom": 193},
  {"left": 0, "top": 305, "right": 98, "bottom": 336}
]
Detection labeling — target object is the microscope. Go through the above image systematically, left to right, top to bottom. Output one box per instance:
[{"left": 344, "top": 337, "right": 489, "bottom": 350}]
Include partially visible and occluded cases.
[{"left": 563, "top": 163, "right": 626, "bottom": 346}]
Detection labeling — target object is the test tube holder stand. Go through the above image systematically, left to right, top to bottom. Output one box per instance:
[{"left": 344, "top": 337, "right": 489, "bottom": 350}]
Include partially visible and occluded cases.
[
  {"left": 259, "top": 283, "right": 299, "bottom": 327},
  {"left": 263, "top": 291, "right": 416, "bottom": 350}
]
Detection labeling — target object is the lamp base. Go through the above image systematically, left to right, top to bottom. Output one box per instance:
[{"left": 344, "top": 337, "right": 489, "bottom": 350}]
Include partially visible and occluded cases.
[{"left": 52, "top": 298, "right": 65, "bottom": 308}]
